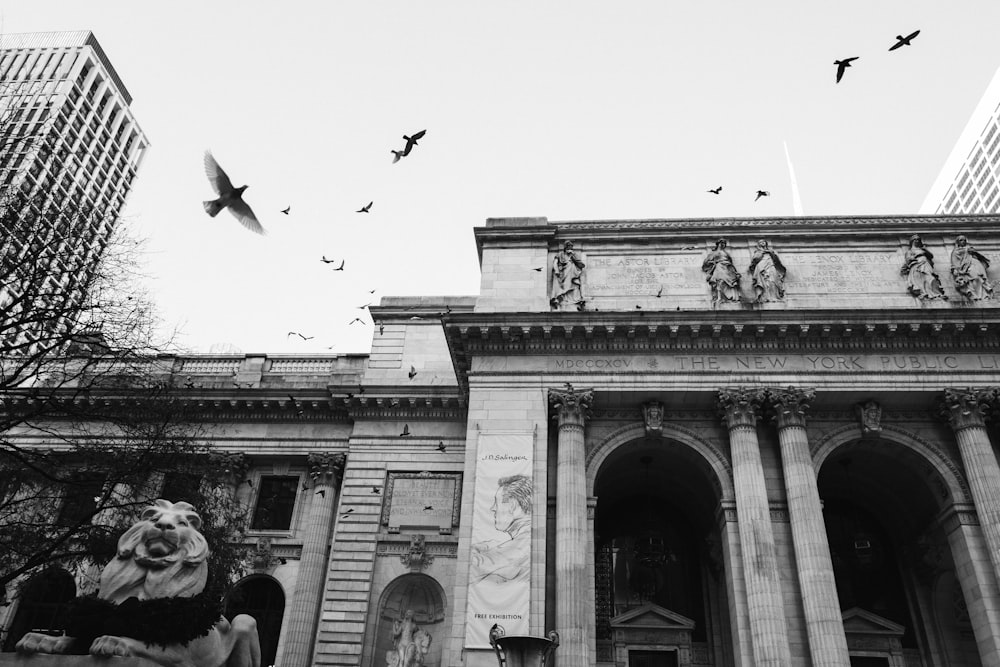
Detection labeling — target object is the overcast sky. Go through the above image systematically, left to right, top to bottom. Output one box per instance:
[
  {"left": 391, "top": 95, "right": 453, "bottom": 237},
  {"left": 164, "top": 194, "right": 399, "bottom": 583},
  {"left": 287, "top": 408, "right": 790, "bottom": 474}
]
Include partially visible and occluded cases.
[{"left": 3, "top": 2, "right": 1000, "bottom": 354}]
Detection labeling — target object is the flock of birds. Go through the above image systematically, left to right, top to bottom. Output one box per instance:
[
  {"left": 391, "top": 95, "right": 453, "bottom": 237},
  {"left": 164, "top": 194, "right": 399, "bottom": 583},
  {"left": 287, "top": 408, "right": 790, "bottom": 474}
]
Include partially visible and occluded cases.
[
  {"left": 198, "top": 28, "right": 924, "bottom": 355},
  {"left": 705, "top": 29, "right": 921, "bottom": 202},
  {"left": 200, "top": 129, "right": 429, "bottom": 346},
  {"left": 201, "top": 129, "right": 427, "bottom": 236}
]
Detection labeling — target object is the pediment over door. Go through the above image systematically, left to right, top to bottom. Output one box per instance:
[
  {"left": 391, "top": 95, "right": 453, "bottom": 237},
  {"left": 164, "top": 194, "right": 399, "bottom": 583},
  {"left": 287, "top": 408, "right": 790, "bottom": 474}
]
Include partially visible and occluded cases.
[
  {"left": 611, "top": 603, "right": 696, "bottom": 631},
  {"left": 842, "top": 607, "right": 906, "bottom": 637}
]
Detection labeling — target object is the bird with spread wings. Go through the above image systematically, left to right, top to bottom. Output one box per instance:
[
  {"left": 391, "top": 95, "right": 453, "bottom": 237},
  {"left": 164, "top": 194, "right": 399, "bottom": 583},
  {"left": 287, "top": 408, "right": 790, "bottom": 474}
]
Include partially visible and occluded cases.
[{"left": 202, "top": 151, "right": 266, "bottom": 235}]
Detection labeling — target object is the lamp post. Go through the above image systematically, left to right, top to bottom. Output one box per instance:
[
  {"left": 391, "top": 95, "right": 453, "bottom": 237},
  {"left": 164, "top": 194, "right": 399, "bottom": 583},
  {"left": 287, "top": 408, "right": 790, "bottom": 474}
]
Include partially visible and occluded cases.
[{"left": 489, "top": 625, "right": 559, "bottom": 667}]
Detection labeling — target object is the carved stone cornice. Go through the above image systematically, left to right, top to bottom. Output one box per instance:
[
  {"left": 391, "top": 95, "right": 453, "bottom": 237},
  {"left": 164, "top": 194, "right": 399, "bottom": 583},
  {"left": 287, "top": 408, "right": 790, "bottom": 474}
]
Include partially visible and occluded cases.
[
  {"left": 549, "top": 383, "right": 594, "bottom": 428},
  {"left": 767, "top": 386, "right": 816, "bottom": 429},
  {"left": 717, "top": 387, "right": 767, "bottom": 429},
  {"left": 939, "top": 387, "right": 998, "bottom": 432},
  {"left": 340, "top": 393, "right": 466, "bottom": 422},
  {"left": 308, "top": 452, "right": 346, "bottom": 487}
]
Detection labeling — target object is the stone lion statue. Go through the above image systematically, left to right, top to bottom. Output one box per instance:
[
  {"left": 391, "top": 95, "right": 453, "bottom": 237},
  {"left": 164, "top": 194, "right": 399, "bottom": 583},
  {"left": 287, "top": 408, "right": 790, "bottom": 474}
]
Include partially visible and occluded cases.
[{"left": 16, "top": 499, "right": 260, "bottom": 667}]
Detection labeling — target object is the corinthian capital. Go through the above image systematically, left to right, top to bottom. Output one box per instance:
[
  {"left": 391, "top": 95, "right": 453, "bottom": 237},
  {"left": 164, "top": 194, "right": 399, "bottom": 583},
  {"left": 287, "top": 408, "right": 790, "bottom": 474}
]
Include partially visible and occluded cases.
[
  {"left": 549, "top": 383, "right": 594, "bottom": 427},
  {"left": 767, "top": 386, "right": 816, "bottom": 429},
  {"left": 717, "top": 387, "right": 767, "bottom": 429},
  {"left": 939, "top": 388, "right": 998, "bottom": 432},
  {"left": 309, "top": 452, "right": 346, "bottom": 487}
]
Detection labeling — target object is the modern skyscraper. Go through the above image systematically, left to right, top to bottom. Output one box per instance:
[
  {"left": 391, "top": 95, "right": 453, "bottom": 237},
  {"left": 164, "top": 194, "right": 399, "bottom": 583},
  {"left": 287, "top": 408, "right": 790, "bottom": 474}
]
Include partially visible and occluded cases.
[
  {"left": 0, "top": 31, "right": 148, "bottom": 347},
  {"left": 921, "top": 65, "right": 1000, "bottom": 214}
]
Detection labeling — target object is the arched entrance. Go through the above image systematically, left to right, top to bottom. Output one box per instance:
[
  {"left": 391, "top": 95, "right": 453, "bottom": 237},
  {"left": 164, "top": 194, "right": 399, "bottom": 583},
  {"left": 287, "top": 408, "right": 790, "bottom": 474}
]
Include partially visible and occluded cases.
[
  {"left": 591, "top": 428, "right": 733, "bottom": 667},
  {"left": 818, "top": 435, "right": 982, "bottom": 666},
  {"left": 2, "top": 567, "right": 76, "bottom": 651},
  {"left": 371, "top": 574, "right": 446, "bottom": 667},
  {"left": 225, "top": 575, "right": 285, "bottom": 667}
]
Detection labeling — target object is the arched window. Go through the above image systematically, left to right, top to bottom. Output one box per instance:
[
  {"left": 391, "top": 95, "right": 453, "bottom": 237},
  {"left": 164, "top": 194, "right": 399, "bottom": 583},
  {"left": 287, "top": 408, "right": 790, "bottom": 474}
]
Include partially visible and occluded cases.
[
  {"left": 2, "top": 568, "right": 76, "bottom": 651},
  {"left": 225, "top": 576, "right": 284, "bottom": 667}
]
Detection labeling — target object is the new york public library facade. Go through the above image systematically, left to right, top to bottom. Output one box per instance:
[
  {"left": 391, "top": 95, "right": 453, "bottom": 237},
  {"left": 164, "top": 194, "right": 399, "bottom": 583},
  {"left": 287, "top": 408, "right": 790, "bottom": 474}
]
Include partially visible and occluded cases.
[{"left": 7, "top": 213, "right": 1000, "bottom": 667}]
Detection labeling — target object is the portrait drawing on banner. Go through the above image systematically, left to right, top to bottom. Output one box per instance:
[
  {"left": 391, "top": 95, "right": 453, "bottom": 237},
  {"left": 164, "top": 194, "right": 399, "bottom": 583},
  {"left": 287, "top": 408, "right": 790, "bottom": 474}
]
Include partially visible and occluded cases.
[{"left": 470, "top": 474, "right": 532, "bottom": 585}]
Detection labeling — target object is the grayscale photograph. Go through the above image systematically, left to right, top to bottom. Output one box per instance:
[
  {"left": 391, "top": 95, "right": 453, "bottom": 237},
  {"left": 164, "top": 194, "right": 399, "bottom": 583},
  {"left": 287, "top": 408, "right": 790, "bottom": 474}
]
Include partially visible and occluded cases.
[{"left": 2, "top": 3, "right": 1000, "bottom": 667}]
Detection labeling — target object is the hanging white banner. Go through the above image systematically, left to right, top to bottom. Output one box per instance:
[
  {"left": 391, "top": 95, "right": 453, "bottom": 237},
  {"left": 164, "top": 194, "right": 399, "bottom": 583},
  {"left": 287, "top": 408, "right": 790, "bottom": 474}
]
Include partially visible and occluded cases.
[{"left": 465, "top": 431, "right": 534, "bottom": 648}]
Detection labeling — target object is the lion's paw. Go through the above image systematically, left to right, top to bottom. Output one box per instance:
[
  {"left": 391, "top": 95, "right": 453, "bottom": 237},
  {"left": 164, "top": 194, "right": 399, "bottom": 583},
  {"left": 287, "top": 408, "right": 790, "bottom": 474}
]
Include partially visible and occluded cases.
[
  {"left": 15, "top": 633, "right": 75, "bottom": 654},
  {"left": 90, "top": 635, "right": 136, "bottom": 657}
]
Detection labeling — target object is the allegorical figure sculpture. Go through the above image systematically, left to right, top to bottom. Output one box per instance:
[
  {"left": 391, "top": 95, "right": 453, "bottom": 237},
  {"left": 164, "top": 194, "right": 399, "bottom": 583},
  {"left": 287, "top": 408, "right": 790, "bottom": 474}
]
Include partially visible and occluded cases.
[
  {"left": 901, "top": 234, "right": 946, "bottom": 300},
  {"left": 950, "top": 235, "right": 994, "bottom": 301},
  {"left": 702, "top": 239, "right": 741, "bottom": 305},
  {"left": 749, "top": 239, "right": 786, "bottom": 302},
  {"left": 550, "top": 240, "right": 585, "bottom": 310},
  {"left": 16, "top": 499, "right": 260, "bottom": 667},
  {"left": 387, "top": 609, "right": 432, "bottom": 667}
]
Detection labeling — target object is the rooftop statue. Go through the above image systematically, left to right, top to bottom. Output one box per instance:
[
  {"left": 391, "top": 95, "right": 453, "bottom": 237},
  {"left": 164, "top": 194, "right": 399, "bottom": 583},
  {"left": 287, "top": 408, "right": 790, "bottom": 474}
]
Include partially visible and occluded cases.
[
  {"left": 901, "top": 234, "right": 946, "bottom": 300},
  {"left": 950, "top": 235, "right": 994, "bottom": 301},
  {"left": 702, "top": 239, "right": 742, "bottom": 305},
  {"left": 16, "top": 499, "right": 260, "bottom": 667}
]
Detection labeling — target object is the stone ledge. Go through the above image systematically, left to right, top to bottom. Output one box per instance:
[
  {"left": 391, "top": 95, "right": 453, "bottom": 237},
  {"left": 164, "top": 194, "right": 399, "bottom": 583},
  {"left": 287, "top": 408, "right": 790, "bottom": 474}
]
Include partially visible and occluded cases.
[{"left": 0, "top": 655, "right": 159, "bottom": 667}]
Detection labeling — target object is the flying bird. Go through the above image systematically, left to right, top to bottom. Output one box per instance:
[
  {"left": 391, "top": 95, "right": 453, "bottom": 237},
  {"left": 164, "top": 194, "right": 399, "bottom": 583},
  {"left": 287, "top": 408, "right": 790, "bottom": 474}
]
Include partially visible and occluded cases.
[
  {"left": 889, "top": 30, "right": 920, "bottom": 51},
  {"left": 834, "top": 57, "right": 859, "bottom": 83},
  {"left": 402, "top": 130, "right": 426, "bottom": 156},
  {"left": 391, "top": 150, "right": 405, "bottom": 164},
  {"left": 202, "top": 151, "right": 266, "bottom": 235},
  {"left": 707, "top": 186, "right": 722, "bottom": 194},
  {"left": 755, "top": 190, "right": 770, "bottom": 201},
  {"left": 357, "top": 201, "right": 373, "bottom": 213},
  {"left": 280, "top": 206, "right": 290, "bottom": 215},
  {"left": 680, "top": 245, "right": 699, "bottom": 250},
  {"left": 321, "top": 256, "right": 338, "bottom": 264},
  {"left": 332, "top": 260, "right": 345, "bottom": 271},
  {"left": 532, "top": 267, "right": 543, "bottom": 272},
  {"left": 656, "top": 286, "right": 663, "bottom": 298},
  {"left": 348, "top": 318, "right": 364, "bottom": 325},
  {"left": 287, "top": 332, "right": 314, "bottom": 340},
  {"left": 408, "top": 365, "right": 417, "bottom": 379},
  {"left": 400, "top": 424, "right": 411, "bottom": 436},
  {"left": 436, "top": 442, "right": 447, "bottom": 453},
  {"left": 244, "top": 479, "right": 253, "bottom": 487},
  {"left": 301, "top": 482, "right": 309, "bottom": 491},
  {"left": 371, "top": 486, "right": 381, "bottom": 494},
  {"left": 315, "top": 489, "right": 326, "bottom": 498},
  {"left": 423, "top": 505, "right": 434, "bottom": 512}
]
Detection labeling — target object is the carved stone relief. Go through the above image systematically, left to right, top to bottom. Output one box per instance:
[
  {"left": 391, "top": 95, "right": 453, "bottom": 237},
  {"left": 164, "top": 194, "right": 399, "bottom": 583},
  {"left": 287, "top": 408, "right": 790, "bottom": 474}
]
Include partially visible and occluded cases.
[
  {"left": 901, "top": 234, "right": 947, "bottom": 300},
  {"left": 950, "top": 235, "right": 994, "bottom": 301},
  {"left": 701, "top": 239, "right": 741, "bottom": 305},
  {"left": 749, "top": 239, "right": 786, "bottom": 302},
  {"left": 550, "top": 240, "right": 586, "bottom": 310},
  {"left": 855, "top": 400, "right": 883, "bottom": 437}
]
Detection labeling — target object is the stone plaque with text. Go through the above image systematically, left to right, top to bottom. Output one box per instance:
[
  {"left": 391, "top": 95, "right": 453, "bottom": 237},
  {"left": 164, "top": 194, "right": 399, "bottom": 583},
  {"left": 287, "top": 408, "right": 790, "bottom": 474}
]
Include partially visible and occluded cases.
[{"left": 382, "top": 472, "right": 462, "bottom": 534}]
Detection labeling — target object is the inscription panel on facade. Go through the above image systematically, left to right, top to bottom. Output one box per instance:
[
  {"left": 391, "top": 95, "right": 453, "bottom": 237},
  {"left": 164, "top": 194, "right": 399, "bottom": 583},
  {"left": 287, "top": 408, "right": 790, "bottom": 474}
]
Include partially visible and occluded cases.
[
  {"left": 579, "top": 250, "right": 1000, "bottom": 300},
  {"left": 782, "top": 251, "right": 901, "bottom": 294},
  {"left": 586, "top": 255, "right": 704, "bottom": 297},
  {"left": 475, "top": 353, "right": 1000, "bottom": 374},
  {"left": 382, "top": 472, "right": 462, "bottom": 534}
]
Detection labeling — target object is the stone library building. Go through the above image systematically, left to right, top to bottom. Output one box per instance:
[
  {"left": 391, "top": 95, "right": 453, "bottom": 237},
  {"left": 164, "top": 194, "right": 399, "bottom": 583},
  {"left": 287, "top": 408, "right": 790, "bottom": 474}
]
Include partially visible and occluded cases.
[{"left": 6, "top": 213, "right": 1000, "bottom": 667}]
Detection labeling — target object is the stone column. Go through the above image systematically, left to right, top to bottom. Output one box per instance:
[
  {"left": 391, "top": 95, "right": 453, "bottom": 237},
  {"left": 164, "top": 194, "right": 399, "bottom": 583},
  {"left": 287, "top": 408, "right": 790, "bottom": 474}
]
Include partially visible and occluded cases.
[
  {"left": 549, "top": 385, "right": 594, "bottom": 667},
  {"left": 768, "top": 387, "right": 850, "bottom": 667},
  {"left": 717, "top": 388, "right": 791, "bottom": 666},
  {"left": 941, "top": 388, "right": 1000, "bottom": 583},
  {"left": 281, "top": 452, "right": 345, "bottom": 667},
  {"left": 940, "top": 505, "right": 1000, "bottom": 665}
]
